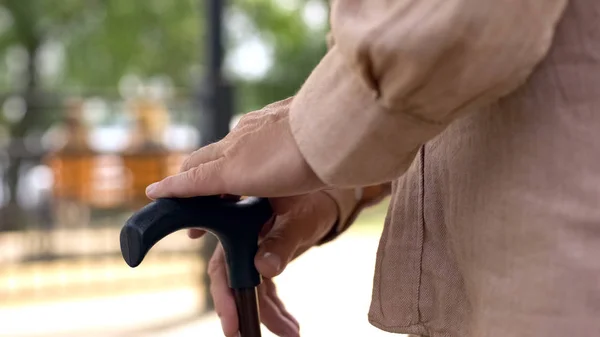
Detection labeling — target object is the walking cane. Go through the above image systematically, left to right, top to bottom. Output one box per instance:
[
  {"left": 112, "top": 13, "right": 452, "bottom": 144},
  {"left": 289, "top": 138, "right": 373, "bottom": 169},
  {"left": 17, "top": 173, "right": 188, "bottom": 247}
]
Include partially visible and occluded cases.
[{"left": 119, "top": 196, "right": 273, "bottom": 337}]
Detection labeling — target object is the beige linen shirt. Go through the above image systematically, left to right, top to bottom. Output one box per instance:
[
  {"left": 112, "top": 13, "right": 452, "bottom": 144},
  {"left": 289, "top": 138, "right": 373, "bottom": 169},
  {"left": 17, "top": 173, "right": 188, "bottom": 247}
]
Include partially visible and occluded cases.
[{"left": 265, "top": 0, "right": 600, "bottom": 336}]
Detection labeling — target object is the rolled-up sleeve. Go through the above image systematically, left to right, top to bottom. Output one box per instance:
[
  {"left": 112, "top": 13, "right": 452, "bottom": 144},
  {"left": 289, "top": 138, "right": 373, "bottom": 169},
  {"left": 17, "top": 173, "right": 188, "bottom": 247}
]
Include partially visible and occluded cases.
[{"left": 289, "top": 0, "right": 568, "bottom": 187}]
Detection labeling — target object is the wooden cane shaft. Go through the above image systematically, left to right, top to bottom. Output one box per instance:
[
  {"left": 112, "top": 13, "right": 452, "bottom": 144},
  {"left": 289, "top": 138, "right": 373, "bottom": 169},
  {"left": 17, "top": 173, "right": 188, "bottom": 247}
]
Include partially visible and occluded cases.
[{"left": 234, "top": 287, "right": 261, "bottom": 337}]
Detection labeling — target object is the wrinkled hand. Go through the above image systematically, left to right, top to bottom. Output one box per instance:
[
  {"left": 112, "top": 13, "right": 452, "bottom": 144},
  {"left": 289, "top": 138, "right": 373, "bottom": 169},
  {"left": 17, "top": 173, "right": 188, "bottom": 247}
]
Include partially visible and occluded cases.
[
  {"left": 145, "top": 99, "right": 325, "bottom": 200},
  {"left": 192, "top": 192, "right": 339, "bottom": 337}
]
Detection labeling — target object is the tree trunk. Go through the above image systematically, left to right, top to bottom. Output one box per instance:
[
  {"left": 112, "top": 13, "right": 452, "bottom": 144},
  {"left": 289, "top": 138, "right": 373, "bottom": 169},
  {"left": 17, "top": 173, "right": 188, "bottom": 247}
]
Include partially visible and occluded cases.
[{"left": 1, "top": 154, "right": 24, "bottom": 231}]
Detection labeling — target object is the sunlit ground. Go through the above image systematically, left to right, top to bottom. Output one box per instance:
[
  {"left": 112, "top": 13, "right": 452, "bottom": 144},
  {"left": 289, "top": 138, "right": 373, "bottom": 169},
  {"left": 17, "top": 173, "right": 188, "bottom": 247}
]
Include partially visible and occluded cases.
[
  {"left": 1, "top": 200, "right": 403, "bottom": 337},
  {"left": 154, "top": 226, "right": 400, "bottom": 337}
]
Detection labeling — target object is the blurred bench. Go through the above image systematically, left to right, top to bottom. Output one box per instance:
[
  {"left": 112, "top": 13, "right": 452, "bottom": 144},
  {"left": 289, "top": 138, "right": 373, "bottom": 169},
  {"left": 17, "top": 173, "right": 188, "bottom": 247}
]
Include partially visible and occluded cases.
[{"left": 0, "top": 227, "right": 205, "bottom": 306}]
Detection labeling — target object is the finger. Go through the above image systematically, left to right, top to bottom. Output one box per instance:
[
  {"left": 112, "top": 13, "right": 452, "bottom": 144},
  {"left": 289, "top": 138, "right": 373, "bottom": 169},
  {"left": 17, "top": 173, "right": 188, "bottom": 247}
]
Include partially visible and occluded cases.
[
  {"left": 179, "top": 142, "right": 223, "bottom": 173},
  {"left": 146, "top": 159, "right": 226, "bottom": 199},
  {"left": 269, "top": 196, "right": 304, "bottom": 215},
  {"left": 259, "top": 215, "right": 276, "bottom": 238},
  {"left": 255, "top": 217, "right": 309, "bottom": 278},
  {"left": 187, "top": 229, "right": 205, "bottom": 239},
  {"left": 208, "top": 244, "right": 238, "bottom": 336},
  {"left": 263, "top": 278, "right": 300, "bottom": 330},
  {"left": 258, "top": 281, "right": 300, "bottom": 337}
]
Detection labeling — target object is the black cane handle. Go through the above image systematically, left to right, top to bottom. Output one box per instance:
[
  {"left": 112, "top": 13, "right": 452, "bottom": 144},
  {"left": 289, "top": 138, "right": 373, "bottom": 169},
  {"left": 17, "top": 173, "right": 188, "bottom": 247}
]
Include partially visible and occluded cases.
[{"left": 119, "top": 196, "right": 273, "bottom": 289}]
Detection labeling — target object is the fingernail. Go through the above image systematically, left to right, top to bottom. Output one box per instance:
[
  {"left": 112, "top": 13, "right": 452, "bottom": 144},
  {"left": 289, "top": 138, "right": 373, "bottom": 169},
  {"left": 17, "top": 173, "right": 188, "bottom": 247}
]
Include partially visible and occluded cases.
[
  {"left": 146, "top": 182, "right": 159, "bottom": 195},
  {"left": 262, "top": 252, "right": 281, "bottom": 272}
]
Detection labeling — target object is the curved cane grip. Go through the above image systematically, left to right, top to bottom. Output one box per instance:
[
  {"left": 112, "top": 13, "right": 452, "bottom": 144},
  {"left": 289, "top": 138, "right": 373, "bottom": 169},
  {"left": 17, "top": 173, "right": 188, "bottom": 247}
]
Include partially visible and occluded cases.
[{"left": 120, "top": 196, "right": 273, "bottom": 289}]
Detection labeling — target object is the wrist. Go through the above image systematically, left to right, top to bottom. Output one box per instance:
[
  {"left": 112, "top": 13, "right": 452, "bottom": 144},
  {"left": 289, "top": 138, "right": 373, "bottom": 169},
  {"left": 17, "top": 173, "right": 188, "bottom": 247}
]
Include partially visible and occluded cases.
[{"left": 316, "top": 188, "right": 362, "bottom": 245}]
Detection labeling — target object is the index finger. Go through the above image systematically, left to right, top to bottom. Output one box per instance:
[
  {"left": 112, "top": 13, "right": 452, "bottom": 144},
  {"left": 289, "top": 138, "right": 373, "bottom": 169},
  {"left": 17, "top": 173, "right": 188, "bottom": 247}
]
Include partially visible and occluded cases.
[
  {"left": 180, "top": 142, "right": 223, "bottom": 173},
  {"left": 145, "top": 159, "right": 226, "bottom": 199}
]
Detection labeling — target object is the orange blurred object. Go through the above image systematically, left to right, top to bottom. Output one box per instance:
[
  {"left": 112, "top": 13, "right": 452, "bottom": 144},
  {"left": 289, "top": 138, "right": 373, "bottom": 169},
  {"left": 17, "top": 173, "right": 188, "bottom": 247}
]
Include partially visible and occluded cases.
[
  {"left": 46, "top": 97, "right": 189, "bottom": 210},
  {"left": 121, "top": 98, "right": 186, "bottom": 207}
]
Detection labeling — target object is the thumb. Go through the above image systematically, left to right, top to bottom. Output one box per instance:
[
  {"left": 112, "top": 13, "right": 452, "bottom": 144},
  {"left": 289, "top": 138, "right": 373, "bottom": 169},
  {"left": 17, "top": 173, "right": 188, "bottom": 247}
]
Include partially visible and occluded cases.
[{"left": 255, "top": 218, "right": 307, "bottom": 279}]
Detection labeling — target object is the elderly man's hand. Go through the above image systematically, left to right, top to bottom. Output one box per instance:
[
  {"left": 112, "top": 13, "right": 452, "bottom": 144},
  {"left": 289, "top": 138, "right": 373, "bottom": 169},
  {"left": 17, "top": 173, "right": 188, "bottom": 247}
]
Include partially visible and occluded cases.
[
  {"left": 145, "top": 98, "right": 325, "bottom": 200},
  {"left": 192, "top": 192, "right": 339, "bottom": 337}
]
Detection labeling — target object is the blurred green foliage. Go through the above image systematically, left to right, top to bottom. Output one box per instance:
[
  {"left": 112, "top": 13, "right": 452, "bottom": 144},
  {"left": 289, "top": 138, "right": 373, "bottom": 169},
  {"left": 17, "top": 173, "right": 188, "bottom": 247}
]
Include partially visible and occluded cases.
[
  {"left": 0, "top": 0, "right": 328, "bottom": 111},
  {"left": 0, "top": 0, "right": 329, "bottom": 224},
  {"left": 232, "top": 0, "right": 328, "bottom": 111}
]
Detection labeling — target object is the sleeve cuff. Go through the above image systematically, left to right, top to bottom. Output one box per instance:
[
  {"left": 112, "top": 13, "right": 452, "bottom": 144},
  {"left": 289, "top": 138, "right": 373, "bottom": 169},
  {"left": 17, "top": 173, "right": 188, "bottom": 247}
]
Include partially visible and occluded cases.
[
  {"left": 289, "top": 47, "right": 444, "bottom": 188},
  {"left": 317, "top": 184, "right": 392, "bottom": 245},
  {"left": 318, "top": 188, "right": 360, "bottom": 245}
]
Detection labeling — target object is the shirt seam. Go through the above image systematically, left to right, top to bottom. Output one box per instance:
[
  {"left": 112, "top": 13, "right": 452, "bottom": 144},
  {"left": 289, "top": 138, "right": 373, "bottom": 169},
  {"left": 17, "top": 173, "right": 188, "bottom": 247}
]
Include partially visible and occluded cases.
[{"left": 417, "top": 145, "right": 427, "bottom": 327}]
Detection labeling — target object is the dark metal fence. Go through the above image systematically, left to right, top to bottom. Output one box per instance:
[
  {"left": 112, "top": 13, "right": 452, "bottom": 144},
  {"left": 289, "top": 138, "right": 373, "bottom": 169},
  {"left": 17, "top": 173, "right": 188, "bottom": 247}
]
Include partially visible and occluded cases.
[{"left": 0, "top": 93, "right": 209, "bottom": 314}]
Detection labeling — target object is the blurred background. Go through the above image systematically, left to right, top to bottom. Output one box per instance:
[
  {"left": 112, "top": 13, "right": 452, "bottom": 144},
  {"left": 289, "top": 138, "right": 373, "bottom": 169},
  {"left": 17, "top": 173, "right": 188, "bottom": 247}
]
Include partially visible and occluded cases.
[{"left": 0, "top": 0, "right": 392, "bottom": 336}]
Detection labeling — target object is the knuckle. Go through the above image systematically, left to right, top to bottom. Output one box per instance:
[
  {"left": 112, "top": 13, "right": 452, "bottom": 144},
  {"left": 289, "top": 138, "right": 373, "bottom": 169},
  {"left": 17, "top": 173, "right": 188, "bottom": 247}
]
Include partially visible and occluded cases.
[
  {"left": 233, "top": 109, "right": 281, "bottom": 131},
  {"left": 235, "top": 112, "right": 258, "bottom": 129},
  {"left": 238, "top": 113, "right": 254, "bottom": 124},
  {"left": 179, "top": 152, "right": 197, "bottom": 172},
  {"left": 211, "top": 160, "right": 230, "bottom": 190},
  {"left": 185, "top": 167, "right": 204, "bottom": 186},
  {"left": 263, "top": 230, "right": 298, "bottom": 256}
]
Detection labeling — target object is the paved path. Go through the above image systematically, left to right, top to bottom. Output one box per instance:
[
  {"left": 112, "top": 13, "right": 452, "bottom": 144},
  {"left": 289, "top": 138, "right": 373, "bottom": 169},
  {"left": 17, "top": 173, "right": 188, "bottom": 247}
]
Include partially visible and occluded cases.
[
  {"left": 1, "top": 229, "right": 403, "bottom": 337},
  {"left": 152, "top": 229, "right": 401, "bottom": 337}
]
